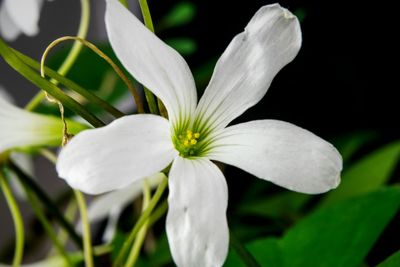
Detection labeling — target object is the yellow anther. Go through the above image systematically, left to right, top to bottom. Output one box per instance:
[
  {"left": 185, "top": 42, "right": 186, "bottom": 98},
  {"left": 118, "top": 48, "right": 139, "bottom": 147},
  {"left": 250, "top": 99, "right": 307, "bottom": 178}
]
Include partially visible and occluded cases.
[
  {"left": 186, "top": 130, "right": 193, "bottom": 139},
  {"left": 194, "top": 133, "right": 200, "bottom": 139},
  {"left": 178, "top": 134, "right": 183, "bottom": 140},
  {"left": 190, "top": 139, "right": 197, "bottom": 145},
  {"left": 183, "top": 140, "right": 189, "bottom": 147}
]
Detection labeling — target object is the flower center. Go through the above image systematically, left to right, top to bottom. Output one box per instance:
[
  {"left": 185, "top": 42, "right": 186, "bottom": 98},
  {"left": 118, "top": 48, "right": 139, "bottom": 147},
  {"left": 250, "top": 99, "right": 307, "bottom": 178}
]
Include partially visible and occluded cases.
[{"left": 173, "top": 130, "right": 202, "bottom": 157}]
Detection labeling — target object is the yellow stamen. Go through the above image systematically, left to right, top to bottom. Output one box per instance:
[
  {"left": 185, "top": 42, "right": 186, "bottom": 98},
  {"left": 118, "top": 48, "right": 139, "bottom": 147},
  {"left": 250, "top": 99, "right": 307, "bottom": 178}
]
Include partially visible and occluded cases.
[
  {"left": 194, "top": 133, "right": 200, "bottom": 139},
  {"left": 190, "top": 139, "right": 197, "bottom": 145},
  {"left": 183, "top": 140, "right": 189, "bottom": 147}
]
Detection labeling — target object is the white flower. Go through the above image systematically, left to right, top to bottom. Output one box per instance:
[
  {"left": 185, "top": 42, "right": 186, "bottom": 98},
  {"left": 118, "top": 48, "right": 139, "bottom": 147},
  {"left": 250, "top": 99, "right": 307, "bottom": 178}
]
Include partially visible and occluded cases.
[
  {"left": 0, "top": 0, "right": 52, "bottom": 41},
  {"left": 57, "top": 0, "right": 343, "bottom": 266},
  {"left": 0, "top": 87, "right": 87, "bottom": 152}
]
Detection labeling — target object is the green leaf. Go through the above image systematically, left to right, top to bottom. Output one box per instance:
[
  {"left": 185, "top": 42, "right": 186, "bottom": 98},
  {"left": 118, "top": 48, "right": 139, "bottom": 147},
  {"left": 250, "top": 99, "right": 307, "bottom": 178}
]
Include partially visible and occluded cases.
[
  {"left": 158, "top": 2, "right": 196, "bottom": 31},
  {"left": 0, "top": 37, "right": 105, "bottom": 127},
  {"left": 165, "top": 38, "right": 197, "bottom": 55},
  {"left": 332, "top": 131, "right": 377, "bottom": 163},
  {"left": 319, "top": 141, "right": 400, "bottom": 206},
  {"left": 280, "top": 187, "right": 400, "bottom": 267},
  {"left": 239, "top": 192, "right": 310, "bottom": 219},
  {"left": 225, "top": 238, "right": 282, "bottom": 267},
  {"left": 377, "top": 250, "right": 400, "bottom": 267}
]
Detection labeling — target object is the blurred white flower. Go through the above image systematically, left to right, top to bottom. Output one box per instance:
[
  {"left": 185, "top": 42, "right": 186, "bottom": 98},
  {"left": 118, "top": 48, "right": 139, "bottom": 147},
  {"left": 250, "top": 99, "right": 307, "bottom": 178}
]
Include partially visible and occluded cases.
[
  {"left": 0, "top": 0, "right": 53, "bottom": 41},
  {"left": 57, "top": 1, "right": 343, "bottom": 266},
  {"left": 0, "top": 88, "right": 87, "bottom": 153},
  {"left": 80, "top": 172, "right": 164, "bottom": 242}
]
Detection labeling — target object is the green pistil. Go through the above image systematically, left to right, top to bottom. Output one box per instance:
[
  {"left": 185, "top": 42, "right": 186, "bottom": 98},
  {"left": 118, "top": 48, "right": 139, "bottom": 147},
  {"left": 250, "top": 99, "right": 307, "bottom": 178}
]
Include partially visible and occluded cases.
[{"left": 173, "top": 129, "right": 202, "bottom": 157}]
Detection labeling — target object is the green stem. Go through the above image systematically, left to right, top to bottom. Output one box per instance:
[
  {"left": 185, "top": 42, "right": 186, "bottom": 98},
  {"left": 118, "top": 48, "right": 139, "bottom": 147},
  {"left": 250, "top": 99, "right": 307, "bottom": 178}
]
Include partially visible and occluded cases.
[
  {"left": 25, "top": 0, "right": 91, "bottom": 111},
  {"left": 119, "top": 0, "right": 129, "bottom": 8},
  {"left": 137, "top": 0, "right": 163, "bottom": 115},
  {"left": 40, "top": 36, "right": 144, "bottom": 114},
  {"left": 0, "top": 38, "right": 105, "bottom": 127},
  {"left": 13, "top": 49, "right": 125, "bottom": 119},
  {"left": 8, "top": 160, "right": 83, "bottom": 248},
  {"left": 0, "top": 170, "right": 25, "bottom": 267},
  {"left": 113, "top": 176, "right": 168, "bottom": 267},
  {"left": 125, "top": 180, "right": 151, "bottom": 267},
  {"left": 23, "top": 186, "right": 73, "bottom": 265},
  {"left": 74, "top": 190, "right": 95, "bottom": 267},
  {"left": 148, "top": 199, "right": 168, "bottom": 226},
  {"left": 230, "top": 232, "right": 261, "bottom": 267}
]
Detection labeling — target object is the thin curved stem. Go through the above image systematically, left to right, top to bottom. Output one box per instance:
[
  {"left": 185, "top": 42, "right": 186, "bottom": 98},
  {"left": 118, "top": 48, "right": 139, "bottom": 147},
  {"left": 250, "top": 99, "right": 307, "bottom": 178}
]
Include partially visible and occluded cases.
[
  {"left": 25, "top": 0, "right": 91, "bottom": 111},
  {"left": 40, "top": 36, "right": 144, "bottom": 114},
  {"left": 13, "top": 48, "right": 125, "bottom": 119},
  {"left": 8, "top": 161, "right": 83, "bottom": 248},
  {"left": 0, "top": 170, "right": 24, "bottom": 267},
  {"left": 113, "top": 176, "right": 168, "bottom": 267},
  {"left": 125, "top": 180, "right": 151, "bottom": 267},
  {"left": 23, "top": 186, "right": 73, "bottom": 265},
  {"left": 74, "top": 190, "right": 95, "bottom": 267}
]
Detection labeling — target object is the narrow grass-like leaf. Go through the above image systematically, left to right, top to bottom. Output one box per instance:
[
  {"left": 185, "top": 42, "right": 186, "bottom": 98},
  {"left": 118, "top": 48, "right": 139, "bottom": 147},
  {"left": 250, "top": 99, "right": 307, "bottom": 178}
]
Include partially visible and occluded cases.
[
  {"left": 0, "top": 38, "right": 104, "bottom": 127},
  {"left": 12, "top": 48, "right": 125, "bottom": 118}
]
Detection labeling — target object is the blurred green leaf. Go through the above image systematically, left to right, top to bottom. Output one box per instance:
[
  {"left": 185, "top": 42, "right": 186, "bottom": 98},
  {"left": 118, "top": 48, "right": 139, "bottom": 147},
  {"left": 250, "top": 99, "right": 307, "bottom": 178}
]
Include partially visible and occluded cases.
[
  {"left": 158, "top": 2, "right": 196, "bottom": 31},
  {"left": 165, "top": 37, "right": 197, "bottom": 55},
  {"left": 333, "top": 131, "right": 377, "bottom": 162},
  {"left": 319, "top": 141, "right": 400, "bottom": 207},
  {"left": 280, "top": 187, "right": 400, "bottom": 267},
  {"left": 238, "top": 192, "right": 309, "bottom": 219},
  {"left": 137, "top": 234, "right": 172, "bottom": 267},
  {"left": 225, "top": 237, "right": 282, "bottom": 267},
  {"left": 377, "top": 250, "right": 400, "bottom": 267}
]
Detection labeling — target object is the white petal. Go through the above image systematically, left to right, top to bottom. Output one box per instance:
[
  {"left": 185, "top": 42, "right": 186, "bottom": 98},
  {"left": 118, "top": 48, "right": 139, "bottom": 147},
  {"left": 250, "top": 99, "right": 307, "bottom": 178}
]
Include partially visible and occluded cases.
[
  {"left": 3, "top": 0, "right": 41, "bottom": 37},
  {"left": 105, "top": 0, "right": 197, "bottom": 127},
  {"left": 0, "top": 2, "right": 21, "bottom": 41},
  {"left": 194, "top": 4, "right": 301, "bottom": 132},
  {"left": 0, "top": 96, "right": 70, "bottom": 152},
  {"left": 56, "top": 114, "right": 177, "bottom": 195},
  {"left": 208, "top": 120, "right": 342, "bottom": 194},
  {"left": 166, "top": 157, "right": 229, "bottom": 267}
]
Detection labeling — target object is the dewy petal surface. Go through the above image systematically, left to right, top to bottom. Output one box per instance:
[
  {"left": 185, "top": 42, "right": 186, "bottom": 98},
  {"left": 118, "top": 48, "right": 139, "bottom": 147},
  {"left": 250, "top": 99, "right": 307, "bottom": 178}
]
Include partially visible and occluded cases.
[
  {"left": 3, "top": 0, "right": 41, "bottom": 37},
  {"left": 105, "top": 0, "right": 197, "bottom": 127},
  {"left": 0, "top": 2, "right": 21, "bottom": 41},
  {"left": 194, "top": 4, "right": 301, "bottom": 132},
  {"left": 57, "top": 114, "right": 177, "bottom": 195},
  {"left": 209, "top": 120, "right": 342, "bottom": 194},
  {"left": 166, "top": 157, "right": 229, "bottom": 267}
]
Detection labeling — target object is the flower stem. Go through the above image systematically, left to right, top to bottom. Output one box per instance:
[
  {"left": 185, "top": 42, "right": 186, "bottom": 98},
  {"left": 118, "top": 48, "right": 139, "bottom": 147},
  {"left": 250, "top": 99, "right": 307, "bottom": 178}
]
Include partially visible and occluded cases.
[
  {"left": 25, "top": 0, "right": 91, "bottom": 111},
  {"left": 137, "top": 0, "right": 169, "bottom": 117},
  {"left": 40, "top": 36, "right": 144, "bottom": 114},
  {"left": 0, "top": 38, "right": 105, "bottom": 127},
  {"left": 13, "top": 48, "right": 125, "bottom": 119},
  {"left": 8, "top": 160, "right": 83, "bottom": 248},
  {"left": 0, "top": 170, "right": 24, "bottom": 267},
  {"left": 113, "top": 176, "right": 168, "bottom": 267},
  {"left": 124, "top": 180, "right": 151, "bottom": 267},
  {"left": 23, "top": 185, "right": 73, "bottom": 265},
  {"left": 74, "top": 190, "right": 95, "bottom": 267},
  {"left": 230, "top": 232, "right": 261, "bottom": 267}
]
